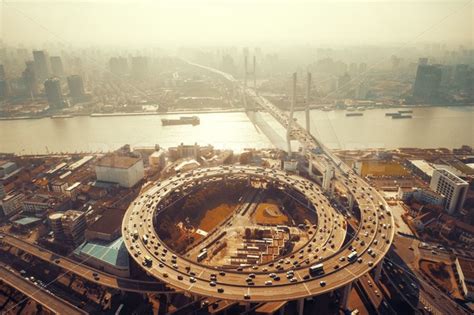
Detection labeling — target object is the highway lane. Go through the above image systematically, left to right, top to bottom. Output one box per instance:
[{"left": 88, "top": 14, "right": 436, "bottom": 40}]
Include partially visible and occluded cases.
[
  {"left": 122, "top": 165, "right": 394, "bottom": 302},
  {"left": 0, "top": 234, "right": 170, "bottom": 293},
  {"left": 0, "top": 265, "right": 87, "bottom": 315}
]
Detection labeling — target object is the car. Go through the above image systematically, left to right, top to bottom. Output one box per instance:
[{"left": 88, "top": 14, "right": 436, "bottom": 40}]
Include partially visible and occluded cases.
[
  {"left": 177, "top": 275, "right": 183, "bottom": 280},
  {"left": 189, "top": 277, "right": 196, "bottom": 283},
  {"left": 209, "top": 281, "right": 216, "bottom": 287},
  {"left": 320, "top": 281, "right": 326, "bottom": 287},
  {"left": 217, "top": 288, "right": 224, "bottom": 293},
  {"left": 244, "top": 294, "right": 251, "bottom": 300}
]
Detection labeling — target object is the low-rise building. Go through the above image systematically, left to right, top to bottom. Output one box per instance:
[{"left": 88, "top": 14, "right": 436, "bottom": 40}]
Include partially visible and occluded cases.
[
  {"left": 148, "top": 149, "right": 166, "bottom": 168},
  {"left": 95, "top": 155, "right": 144, "bottom": 188},
  {"left": 0, "top": 161, "right": 17, "bottom": 178},
  {"left": 49, "top": 180, "right": 68, "bottom": 193},
  {"left": 65, "top": 182, "right": 81, "bottom": 201},
  {"left": 1, "top": 193, "right": 25, "bottom": 217},
  {"left": 85, "top": 209, "right": 124, "bottom": 242},
  {"left": 48, "top": 210, "right": 86, "bottom": 247},
  {"left": 61, "top": 210, "right": 87, "bottom": 247},
  {"left": 413, "top": 211, "right": 438, "bottom": 231},
  {"left": 73, "top": 237, "right": 129, "bottom": 277},
  {"left": 454, "top": 258, "right": 474, "bottom": 301}
]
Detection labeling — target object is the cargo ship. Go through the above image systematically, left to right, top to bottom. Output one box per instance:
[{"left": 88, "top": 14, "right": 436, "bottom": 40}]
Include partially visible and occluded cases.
[
  {"left": 398, "top": 110, "right": 413, "bottom": 114},
  {"left": 346, "top": 112, "right": 363, "bottom": 117},
  {"left": 385, "top": 112, "right": 399, "bottom": 116},
  {"left": 392, "top": 114, "right": 412, "bottom": 119},
  {"left": 161, "top": 116, "right": 200, "bottom": 126}
]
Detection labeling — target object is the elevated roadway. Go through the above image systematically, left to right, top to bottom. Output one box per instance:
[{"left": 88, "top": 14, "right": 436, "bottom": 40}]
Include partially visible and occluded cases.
[
  {"left": 122, "top": 164, "right": 394, "bottom": 302},
  {"left": 0, "top": 234, "right": 170, "bottom": 293},
  {"left": 0, "top": 264, "right": 87, "bottom": 315}
]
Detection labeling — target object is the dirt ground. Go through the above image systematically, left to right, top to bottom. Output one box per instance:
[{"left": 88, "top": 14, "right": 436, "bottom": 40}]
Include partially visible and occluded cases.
[
  {"left": 361, "top": 160, "right": 409, "bottom": 177},
  {"left": 253, "top": 202, "right": 288, "bottom": 225},
  {"left": 198, "top": 203, "right": 235, "bottom": 232},
  {"left": 419, "top": 259, "right": 462, "bottom": 298}
]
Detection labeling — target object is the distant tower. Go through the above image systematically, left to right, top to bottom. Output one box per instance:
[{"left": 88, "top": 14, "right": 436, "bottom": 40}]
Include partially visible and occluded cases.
[
  {"left": 33, "top": 50, "right": 50, "bottom": 82},
  {"left": 50, "top": 56, "right": 64, "bottom": 77},
  {"left": 22, "top": 61, "right": 38, "bottom": 99},
  {"left": 287, "top": 72, "right": 297, "bottom": 156},
  {"left": 306, "top": 72, "right": 311, "bottom": 133},
  {"left": 67, "top": 75, "right": 85, "bottom": 99},
  {"left": 44, "top": 78, "right": 64, "bottom": 108}
]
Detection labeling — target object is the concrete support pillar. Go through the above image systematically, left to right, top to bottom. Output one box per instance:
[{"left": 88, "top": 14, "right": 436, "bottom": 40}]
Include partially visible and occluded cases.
[
  {"left": 253, "top": 55, "right": 257, "bottom": 93},
  {"left": 287, "top": 72, "right": 297, "bottom": 156},
  {"left": 306, "top": 72, "right": 311, "bottom": 133},
  {"left": 348, "top": 194, "right": 354, "bottom": 211},
  {"left": 374, "top": 260, "right": 383, "bottom": 283},
  {"left": 341, "top": 282, "right": 353, "bottom": 311},
  {"left": 296, "top": 298, "right": 304, "bottom": 315},
  {"left": 245, "top": 303, "right": 251, "bottom": 312},
  {"left": 279, "top": 303, "right": 286, "bottom": 315}
]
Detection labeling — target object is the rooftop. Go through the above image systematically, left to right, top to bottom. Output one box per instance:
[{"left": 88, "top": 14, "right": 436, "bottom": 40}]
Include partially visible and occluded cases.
[
  {"left": 96, "top": 155, "right": 142, "bottom": 169},
  {"left": 409, "top": 159, "right": 435, "bottom": 177},
  {"left": 435, "top": 169, "right": 468, "bottom": 185},
  {"left": 87, "top": 209, "right": 125, "bottom": 235},
  {"left": 13, "top": 217, "right": 41, "bottom": 226},
  {"left": 74, "top": 237, "right": 129, "bottom": 268}
]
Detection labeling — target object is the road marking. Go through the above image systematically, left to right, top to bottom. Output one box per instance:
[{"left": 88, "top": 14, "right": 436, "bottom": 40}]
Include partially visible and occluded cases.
[{"left": 295, "top": 271, "right": 312, "bottom": 295}]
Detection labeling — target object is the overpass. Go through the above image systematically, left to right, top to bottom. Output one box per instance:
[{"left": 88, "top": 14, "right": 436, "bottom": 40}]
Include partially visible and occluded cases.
[
  {"left": 0, "top": 234, "right": 172, "bottom": 293},
  {"left": 0, "top": 264, "right": 87, "bottom": 315}
]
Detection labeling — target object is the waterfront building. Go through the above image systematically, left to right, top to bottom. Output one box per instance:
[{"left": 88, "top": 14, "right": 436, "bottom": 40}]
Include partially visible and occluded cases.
[{"left": 430, "top": 169, "right": 468, "bottom": 215}]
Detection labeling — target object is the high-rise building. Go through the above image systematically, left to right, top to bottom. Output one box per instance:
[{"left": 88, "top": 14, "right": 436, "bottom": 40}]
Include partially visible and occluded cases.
[
  {"left": 33, "top": 50, "right": 50, "bottom": 81},
  {"left": 50, "top": 56, "right": 64, "bottom": 76},
  {"left": 131, "top": 56, "right": 148, "bottom": 79},
  {"left": 109, "top": 57, "right": 128, "bottom": 76},
  {"left": 22, "top": 61, "right": 38, "bottom": 97},
  {"left": 413, "top": 64, "right": 442, "bottom": 101},
  {"left": 0, "top": 65, "right": 5, "bottom": 80},
  {"left": 67, "top": 75, "right": 85, "bottom": 99},
  {"left": 44, "top": 78, "right": 64, "bottom": 108},
  {"left": 0, "top": 80, "right": 9, "bottom": 100},
  {"left": 430, "top": 169, "right": 468, "bottom": 215},
  {"left": 0, "top": 183, "right": 5, "bottom": 199}
]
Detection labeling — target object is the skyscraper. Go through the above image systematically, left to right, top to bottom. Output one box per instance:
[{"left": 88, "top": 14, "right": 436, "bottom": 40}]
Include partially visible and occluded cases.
[
  {"left": 33, "top": 50, "right": 51, "bottom": 81},
  {"left": 50, "top": 56, "right": 64, "bottom": 77},
  {"left": 131, "top": 56, "right": 148, "bottom": 79},
  {"left": 109, "top": 57, "right": 128, "bottom": 76},
  {"left": 22, "top": 61, "right": 38, "bottom": 98},
  {"left": 413, "top": 64, "right": 442, "bottom": 101},
  {"left": 0, "top": 65, "right": 5, "bottom": 80},
  {"left": 67, "top": 75, "right": 85, "bottom": 99},
  {"left": 44, "top": 78, "right": 64, "bottom": 108},
  {"left": 0, "top": 80, "right": 9, "bottom": 100}
]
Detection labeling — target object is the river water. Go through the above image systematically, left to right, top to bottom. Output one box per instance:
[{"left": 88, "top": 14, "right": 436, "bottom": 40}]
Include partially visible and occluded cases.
[{"left": 0, "top": 106, "right": 472, "bottom": 154}]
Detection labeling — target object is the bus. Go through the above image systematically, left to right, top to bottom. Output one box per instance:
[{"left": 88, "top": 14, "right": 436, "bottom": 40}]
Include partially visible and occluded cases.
[
  {"left": 197, "top": 251, "right": 208, "bottom": 262},
  {"left": 347, "top": 251, "right": 358, "bottom": 262},
  {"left": 309, "top": 263, "right": 324, "bottom": 276}
]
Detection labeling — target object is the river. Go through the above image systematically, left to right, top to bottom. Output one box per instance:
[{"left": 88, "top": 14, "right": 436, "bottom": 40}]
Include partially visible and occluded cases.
[{"left": 0, "top": 106, "right": 472, "bottom": 155}]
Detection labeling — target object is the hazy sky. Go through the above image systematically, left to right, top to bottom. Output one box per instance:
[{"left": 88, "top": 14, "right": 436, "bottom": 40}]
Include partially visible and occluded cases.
[{"left": 1, "top": 0, "right": 473, "bottom": 47}]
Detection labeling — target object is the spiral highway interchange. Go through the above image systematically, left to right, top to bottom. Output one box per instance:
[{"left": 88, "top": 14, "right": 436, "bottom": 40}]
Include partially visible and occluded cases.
[{"left": 122, "top": 164, "right": 395, "bottom": 302}]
